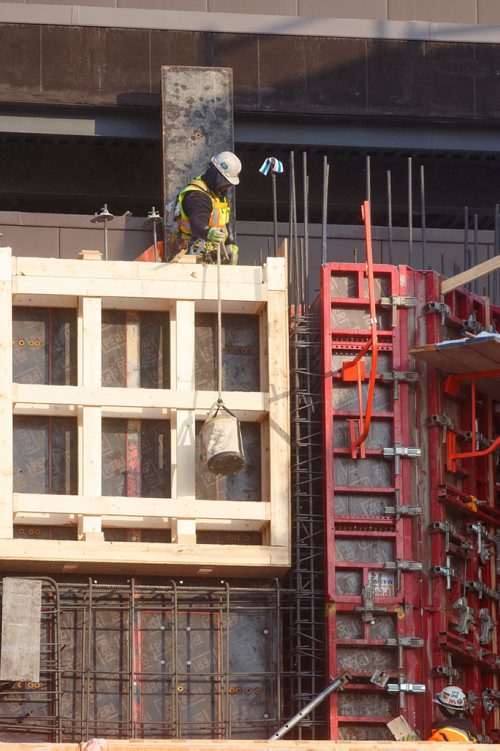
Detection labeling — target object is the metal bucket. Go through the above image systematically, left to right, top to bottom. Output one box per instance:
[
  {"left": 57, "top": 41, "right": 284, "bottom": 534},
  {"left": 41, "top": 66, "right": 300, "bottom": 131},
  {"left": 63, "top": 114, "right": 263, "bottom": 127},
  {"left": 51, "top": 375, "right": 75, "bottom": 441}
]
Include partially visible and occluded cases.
[{"left": 200, "top": 402, "right": 245, "bottom": 476}]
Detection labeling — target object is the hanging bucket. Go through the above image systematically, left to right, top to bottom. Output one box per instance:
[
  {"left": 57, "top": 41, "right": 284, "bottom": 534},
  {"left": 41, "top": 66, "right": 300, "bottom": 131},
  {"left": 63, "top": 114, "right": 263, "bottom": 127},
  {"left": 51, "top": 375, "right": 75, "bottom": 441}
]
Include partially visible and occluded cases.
[{"left": 200, "top": 401, "right": 245, "bottom": 476}]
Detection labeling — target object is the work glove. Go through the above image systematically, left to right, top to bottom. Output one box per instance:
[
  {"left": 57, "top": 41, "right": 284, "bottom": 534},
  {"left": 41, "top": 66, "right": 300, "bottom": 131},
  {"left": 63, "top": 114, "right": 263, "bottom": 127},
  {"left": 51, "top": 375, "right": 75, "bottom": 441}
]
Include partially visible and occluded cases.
[
  {"left": 206, "top": 227, "right": 228, "bottom": 243},
  {"left": 225, "top": 243, "right": 239, "bottom": 265}
]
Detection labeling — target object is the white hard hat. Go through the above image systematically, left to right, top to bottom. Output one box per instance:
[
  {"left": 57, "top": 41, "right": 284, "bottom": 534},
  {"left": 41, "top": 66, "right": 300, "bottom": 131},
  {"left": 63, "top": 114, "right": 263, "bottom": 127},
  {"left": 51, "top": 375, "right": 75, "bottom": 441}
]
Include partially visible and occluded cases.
[
  {"left": 211, "top": 151, "right": 241, "bottom": 185},
  {"left": 433, "top": 686, "right": 466, "bottom": 710}
]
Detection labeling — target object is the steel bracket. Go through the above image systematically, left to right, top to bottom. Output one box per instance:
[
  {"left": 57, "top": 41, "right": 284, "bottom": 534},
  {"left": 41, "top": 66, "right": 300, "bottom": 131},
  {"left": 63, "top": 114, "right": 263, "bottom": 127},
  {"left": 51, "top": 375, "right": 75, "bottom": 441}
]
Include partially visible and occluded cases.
[
  {"left": 467, "top": 580, "right": 500, "bottom": 601},
  {"left": 356, "top": 584, "right": 386, "bottom": 623},
  {"left": 452, "top": 597, "right": 475, "bottom": 635},
  {"left": 479, "top": 608, "right": 496, "bottom": 645},
  {"left": 385, "top": 637, "right": 424, "bottom": 648},
  {"left": 482, "top": 689, "right": 500, "bottom": 715}
]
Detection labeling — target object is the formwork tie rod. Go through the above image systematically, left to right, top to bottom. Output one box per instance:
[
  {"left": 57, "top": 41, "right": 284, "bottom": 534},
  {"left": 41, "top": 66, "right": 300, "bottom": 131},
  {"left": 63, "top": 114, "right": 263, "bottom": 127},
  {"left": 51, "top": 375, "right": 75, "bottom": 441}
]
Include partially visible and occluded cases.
[{"left": 268, "top": 672, "right": 350, "bottom": 740}]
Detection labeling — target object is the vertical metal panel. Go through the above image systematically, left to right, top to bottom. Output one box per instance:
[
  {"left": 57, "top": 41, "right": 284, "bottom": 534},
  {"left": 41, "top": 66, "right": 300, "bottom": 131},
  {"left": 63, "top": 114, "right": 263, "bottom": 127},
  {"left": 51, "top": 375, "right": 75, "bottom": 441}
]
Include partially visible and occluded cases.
[
  {"left": 161, "top": 65, "right": 234, "bottom": 221},
  {"left": 0, "top": 578, "right": 42, "bottom": 682}
]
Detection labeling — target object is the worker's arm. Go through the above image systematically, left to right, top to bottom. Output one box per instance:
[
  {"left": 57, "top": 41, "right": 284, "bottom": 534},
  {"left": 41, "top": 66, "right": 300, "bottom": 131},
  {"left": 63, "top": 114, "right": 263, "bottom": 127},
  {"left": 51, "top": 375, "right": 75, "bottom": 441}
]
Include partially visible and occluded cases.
[{"left": 182, "top": 191, "right": 215, "bottom": 240}]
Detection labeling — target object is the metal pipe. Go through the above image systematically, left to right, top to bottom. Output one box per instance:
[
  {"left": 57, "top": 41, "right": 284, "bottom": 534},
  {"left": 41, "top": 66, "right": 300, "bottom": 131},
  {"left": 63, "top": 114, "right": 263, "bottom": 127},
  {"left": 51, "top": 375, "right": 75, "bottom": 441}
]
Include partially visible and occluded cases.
[{"left": 268, "top": 673, "right": 350, "bottom": 740}]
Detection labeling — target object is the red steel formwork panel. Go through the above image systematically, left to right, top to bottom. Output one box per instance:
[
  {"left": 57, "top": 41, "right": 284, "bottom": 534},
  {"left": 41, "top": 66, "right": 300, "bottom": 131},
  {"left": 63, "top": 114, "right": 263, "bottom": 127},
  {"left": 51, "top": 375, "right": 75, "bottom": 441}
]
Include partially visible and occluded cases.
[
  {"left": 322, "top": 261, "right": 499, "bottom": 742},
  {"left": 321, "top": 262, "right": 423, "bottom": 741},
  {"left": 413, "top": 271, "right": 500, "bottom": 743}
]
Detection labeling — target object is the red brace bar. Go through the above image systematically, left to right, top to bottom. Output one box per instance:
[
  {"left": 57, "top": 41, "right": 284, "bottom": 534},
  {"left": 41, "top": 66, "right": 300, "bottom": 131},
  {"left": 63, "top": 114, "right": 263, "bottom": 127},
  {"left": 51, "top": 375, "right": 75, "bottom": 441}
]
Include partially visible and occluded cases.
[{"left": 444, "top": 368, "right": 500, "bottom": 472}]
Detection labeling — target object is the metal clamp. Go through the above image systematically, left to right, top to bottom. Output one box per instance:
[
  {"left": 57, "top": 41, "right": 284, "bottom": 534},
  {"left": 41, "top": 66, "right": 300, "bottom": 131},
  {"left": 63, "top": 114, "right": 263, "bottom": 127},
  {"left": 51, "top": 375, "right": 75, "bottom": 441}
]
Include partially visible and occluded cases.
[
  {"left": 380, "top": 295, "right": 418, "bottom": 326},
  {"left": 424, "top": 300, "right": 451, "bottom": 324},
  {"left": 380, "top": 370, "right": 419, "bottom": 399},
  {"left": 427, "top": 413, "right": 454, "bottom": 444},
  {"left": 382, "top": 445, "right": 421, "bottom": 475},
  {"left": 384, "top": 505, "right": 421, "bottom": 518},
  {"left": 385, "top": 560, "right": 422, "bottom": 591},
  {"left": 429, "top": 561, "right": 455, "bottom": 590},
  {"left": 467, "top": 580, "right": 500, "bottom": 601},
  {"left": 356, "top": 584, "right": 387, "bottom": 623},
  {"left": 385, "top": 637, "right": 424, "bottom": 648},
  {"left": 387, "top": 683, "right": 426, "bottom": 694}
]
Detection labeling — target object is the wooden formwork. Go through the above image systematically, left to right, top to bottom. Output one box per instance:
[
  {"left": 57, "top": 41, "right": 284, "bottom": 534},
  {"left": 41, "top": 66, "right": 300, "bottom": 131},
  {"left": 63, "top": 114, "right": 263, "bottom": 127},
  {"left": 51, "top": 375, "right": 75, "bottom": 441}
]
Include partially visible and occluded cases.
[
  {"left": 0, "top": 248, "right": 290, "bottom": 576},
  {"left": 0, "top": 740, "right": 489, "bottom": 750}
]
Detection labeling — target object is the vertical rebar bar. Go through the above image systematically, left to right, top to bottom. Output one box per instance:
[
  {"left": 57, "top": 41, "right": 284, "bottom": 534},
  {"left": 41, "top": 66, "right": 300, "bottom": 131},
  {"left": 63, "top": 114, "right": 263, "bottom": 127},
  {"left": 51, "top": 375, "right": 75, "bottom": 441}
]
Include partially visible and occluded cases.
[
  {"left": 290, "top": 151, "right": 299, "bottom": 313},
  {"left": 302, "top": 151, "right": 309, "bottom": 306},
  {"left": 366, "top": 154, "right": 371, "bottom": 205},
  {"left": 321, "top": 156, "right": 329, "bottom": 266},
  {"left": 408, "top": 157, "right": 413, "bottom": 266},
  {"left": 420, "top": 164, "right": 426, "bottom": 271},
  {"left": 387, "top": 170, "right": 393, "bottom": 265},
  {"left": 272, "top": 171, "right": 278, "bottom": 256},
  {"left": 464, "top": 206, "right": 469, "bottom": 272},
  {"left": 474, "top": 213, "right": 479, "bottom": 294},
  {"left": 129, "top": 578, "right": 135, "bottom": 738},
  {"left": 225, "top": 582, "right": 231, "bottom": 739}
]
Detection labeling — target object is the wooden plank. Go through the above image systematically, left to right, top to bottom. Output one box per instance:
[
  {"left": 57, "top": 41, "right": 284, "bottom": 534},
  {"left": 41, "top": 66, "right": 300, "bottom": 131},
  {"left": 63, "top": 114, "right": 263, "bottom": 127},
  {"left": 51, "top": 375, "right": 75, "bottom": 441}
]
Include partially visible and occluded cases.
[
  {"left": 0, "top": 247, "right": 13, "bottom": 537},
  {"left": 441, "top": 254, "right": 500, "bottom": 294},
  {"left": 14, "top": 257, "right": 262, "bottom": 284},
  {"left": 266, "top": 263, "right": 291, "bottom": 553},
  {"left": 410, "top": 337, "right": 500, "bottom": 398},
  {"left": 13, "top": 494, "right": 270, "bottom": 523},
  {"left": 13, "top": 513, "right": 269, "bottom": 532},
  {"left": 0, "top": 540, "right": 290, "bottom": 577},
  {"left": 0, "top": 577, "right": 41, "bottom": 681},
  {"left": 73, "top": 740, "right": 495, "bottom": 751}
]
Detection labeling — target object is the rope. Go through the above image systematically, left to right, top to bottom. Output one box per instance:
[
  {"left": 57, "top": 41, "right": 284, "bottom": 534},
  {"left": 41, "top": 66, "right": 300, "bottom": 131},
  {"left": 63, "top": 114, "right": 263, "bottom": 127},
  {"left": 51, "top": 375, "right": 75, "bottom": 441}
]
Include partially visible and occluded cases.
[{"left": 217, "top": 241, "right": 223, "bottom": 404}]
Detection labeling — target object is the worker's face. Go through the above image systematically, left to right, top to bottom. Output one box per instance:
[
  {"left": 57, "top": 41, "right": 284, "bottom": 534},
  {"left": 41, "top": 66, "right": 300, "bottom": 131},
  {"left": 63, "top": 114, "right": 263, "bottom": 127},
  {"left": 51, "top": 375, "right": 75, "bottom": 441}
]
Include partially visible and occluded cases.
[{"left": 219, "top": 182, "right": 232, "bottom": 194}]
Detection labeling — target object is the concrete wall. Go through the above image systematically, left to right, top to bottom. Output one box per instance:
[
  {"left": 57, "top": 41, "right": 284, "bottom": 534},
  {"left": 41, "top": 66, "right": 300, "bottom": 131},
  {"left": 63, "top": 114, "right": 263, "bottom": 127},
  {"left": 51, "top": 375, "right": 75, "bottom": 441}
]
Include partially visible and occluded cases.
[{"left": 1, "top": 212, "right": 498, "bottom": 305}]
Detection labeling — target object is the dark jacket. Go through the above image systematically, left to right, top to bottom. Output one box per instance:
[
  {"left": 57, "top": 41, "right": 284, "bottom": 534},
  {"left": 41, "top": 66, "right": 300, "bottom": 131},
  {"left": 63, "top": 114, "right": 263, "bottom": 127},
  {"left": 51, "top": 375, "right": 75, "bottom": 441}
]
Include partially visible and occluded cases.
[{"left": 181, "top": 164, "right": 234, "bottom": 242}]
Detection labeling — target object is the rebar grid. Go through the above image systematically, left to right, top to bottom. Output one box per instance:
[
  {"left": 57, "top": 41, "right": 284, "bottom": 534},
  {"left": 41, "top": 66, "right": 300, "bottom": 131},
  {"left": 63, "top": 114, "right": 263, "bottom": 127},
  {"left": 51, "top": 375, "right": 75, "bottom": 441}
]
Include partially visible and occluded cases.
[{"left": 0, "top": 579, "right": 287, "bottom": 742}]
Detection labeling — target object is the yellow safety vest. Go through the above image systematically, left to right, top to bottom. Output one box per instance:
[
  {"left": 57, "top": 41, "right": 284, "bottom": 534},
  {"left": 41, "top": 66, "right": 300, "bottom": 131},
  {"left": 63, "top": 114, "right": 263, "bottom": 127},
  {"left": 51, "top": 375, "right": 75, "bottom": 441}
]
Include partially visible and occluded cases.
[{"left": 177, "top": 178, "right": 230, "bottom": 239}]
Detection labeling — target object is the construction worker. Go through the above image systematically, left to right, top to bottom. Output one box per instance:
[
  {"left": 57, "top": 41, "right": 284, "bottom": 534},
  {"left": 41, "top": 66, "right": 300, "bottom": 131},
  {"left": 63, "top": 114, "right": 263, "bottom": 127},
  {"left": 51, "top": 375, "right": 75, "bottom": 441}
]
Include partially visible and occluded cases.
[
  {"left": 171, "top": 151, "right": 241, "bottom": 264},
  {"left": 428, "top": 685, "right": 478, "bottom": 742}
]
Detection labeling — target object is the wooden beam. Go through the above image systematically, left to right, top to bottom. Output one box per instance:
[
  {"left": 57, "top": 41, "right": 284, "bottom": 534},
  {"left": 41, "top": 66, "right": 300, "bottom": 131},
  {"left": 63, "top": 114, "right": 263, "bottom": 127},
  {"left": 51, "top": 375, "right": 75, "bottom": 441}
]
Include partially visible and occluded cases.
[
  {"left": 441, "top": 254, "right": 500, "bottom": 294},
  {"left": 266, "top": 258, "right": 291, "bottom": 554},
  {"left": 13, "top": 385, "right": 269, "bottom": 421},
  {"left": 0, "top": 539, "right": 290, "bottom": 577}
]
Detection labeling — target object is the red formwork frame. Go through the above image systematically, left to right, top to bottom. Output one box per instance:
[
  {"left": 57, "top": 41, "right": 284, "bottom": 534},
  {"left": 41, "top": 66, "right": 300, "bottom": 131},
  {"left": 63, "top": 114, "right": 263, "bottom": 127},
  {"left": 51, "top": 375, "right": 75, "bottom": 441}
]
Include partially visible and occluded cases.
[
  {"left": 322, "top": 261, "right": 423, "bottom": 740},
  {"left": 322, "top": 261, "right": 499, "bottom": 741},
  {"left": 415, "top": 270, "right": 500, "bottom": 743}
]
